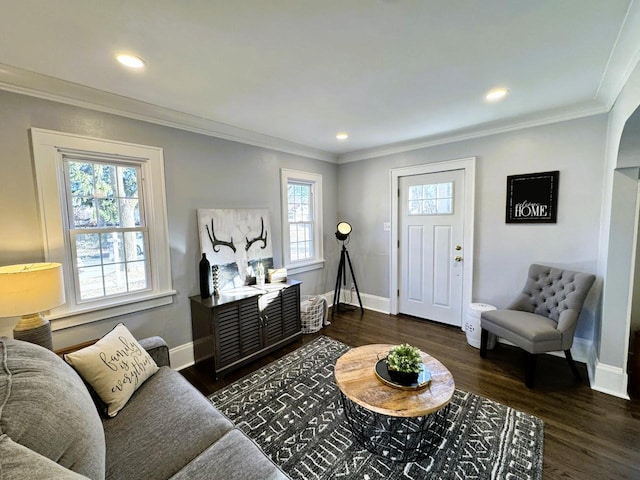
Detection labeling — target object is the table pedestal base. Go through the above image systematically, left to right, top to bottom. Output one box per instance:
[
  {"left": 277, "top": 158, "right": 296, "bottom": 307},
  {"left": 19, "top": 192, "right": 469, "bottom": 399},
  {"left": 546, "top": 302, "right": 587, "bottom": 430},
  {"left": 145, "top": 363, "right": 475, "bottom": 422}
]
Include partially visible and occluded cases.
[{"left": 340, "top": 392, "right": 450, "bottom": 463}]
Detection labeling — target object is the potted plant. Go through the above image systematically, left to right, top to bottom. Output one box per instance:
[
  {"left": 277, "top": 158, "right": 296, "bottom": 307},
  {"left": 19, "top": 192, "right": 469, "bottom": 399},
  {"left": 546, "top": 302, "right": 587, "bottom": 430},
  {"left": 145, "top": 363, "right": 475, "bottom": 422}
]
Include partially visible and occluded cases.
[{"left": 386, "top": 343, "right": 423, "bottom": 385}]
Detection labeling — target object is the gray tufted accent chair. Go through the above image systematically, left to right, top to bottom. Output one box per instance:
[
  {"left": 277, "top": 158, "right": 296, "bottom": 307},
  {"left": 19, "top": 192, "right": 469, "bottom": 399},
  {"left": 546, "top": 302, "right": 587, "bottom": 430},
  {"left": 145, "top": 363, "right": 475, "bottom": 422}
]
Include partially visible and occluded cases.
[{"left": 480, "top": 264, "right": 595, "bottom": 388}]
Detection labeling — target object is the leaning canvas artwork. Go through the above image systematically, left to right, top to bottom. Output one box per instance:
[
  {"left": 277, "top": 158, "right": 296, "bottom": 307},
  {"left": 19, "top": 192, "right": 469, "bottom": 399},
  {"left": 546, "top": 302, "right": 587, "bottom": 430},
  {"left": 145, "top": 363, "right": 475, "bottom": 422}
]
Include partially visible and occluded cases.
[{"left": 197, "top": 208, "right": 274, "bottom": 291}]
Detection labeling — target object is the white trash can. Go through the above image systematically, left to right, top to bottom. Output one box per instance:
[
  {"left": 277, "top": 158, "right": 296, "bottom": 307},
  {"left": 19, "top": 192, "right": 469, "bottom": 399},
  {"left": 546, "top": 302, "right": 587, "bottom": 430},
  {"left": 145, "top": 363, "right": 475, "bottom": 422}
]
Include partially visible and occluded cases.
[{"left": 465, "top": 303, "right": 497, "bottom": 349}]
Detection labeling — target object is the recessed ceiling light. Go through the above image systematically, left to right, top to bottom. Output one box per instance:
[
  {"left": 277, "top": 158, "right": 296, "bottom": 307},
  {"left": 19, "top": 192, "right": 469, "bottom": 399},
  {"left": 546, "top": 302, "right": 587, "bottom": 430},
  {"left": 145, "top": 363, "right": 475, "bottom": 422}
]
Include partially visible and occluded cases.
[
  {"left": 116, "top": 54, "right": 145, "bottom": 69},
  {"left": 485, "top": 88, "right": 509, "bottom": 102},
  {"left": 336, "top": 132, "right": 349, "bottom": 141}
]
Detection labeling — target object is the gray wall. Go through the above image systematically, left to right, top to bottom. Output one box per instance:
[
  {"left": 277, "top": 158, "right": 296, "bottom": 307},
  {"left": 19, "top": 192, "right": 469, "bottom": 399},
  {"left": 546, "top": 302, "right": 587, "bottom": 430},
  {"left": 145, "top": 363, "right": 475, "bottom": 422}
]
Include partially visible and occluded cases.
[
  {"left": 0, "top": 87, "right": 613, "bottom": 355},
  {"left": 0, "top": 90, "right": 338, "bottom": 349},
  {"left": 337, "top": 115, "right": 607, "bottom": 341}
]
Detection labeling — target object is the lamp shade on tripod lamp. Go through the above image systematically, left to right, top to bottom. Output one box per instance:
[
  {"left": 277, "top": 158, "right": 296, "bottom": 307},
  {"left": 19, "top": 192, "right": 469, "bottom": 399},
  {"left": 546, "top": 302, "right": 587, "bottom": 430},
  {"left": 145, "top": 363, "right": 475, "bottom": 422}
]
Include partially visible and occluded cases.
[
  {"left": 335, "top": 222, "right": 352, "bottom": 241},
  {"left": 0, "top": 262, "right": 65, "bottom": 350}
]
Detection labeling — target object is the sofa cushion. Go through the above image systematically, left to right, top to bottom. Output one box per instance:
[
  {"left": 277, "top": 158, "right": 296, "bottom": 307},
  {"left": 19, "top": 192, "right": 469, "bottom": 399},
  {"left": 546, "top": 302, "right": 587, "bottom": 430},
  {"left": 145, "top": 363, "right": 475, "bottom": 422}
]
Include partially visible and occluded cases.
[
  {"left": 64, "top": 323, "right": 159, "bottom": 417},
  {"left": 0, "top": 337, "right": 105, "bottom": 479},
  {"left": 102, "top": 366, "right": 234, "bottom": 480},
  {"left": 169, "top": 429, "right": 289, "bottom": 480},
  {"left": 0, "top": 434, "right": 90, "bottom": 480}
]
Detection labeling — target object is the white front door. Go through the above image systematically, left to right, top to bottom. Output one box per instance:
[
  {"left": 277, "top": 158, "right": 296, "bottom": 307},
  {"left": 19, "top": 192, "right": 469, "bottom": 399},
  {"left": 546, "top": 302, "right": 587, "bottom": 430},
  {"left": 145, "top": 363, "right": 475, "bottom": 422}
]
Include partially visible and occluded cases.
[{"left": 398, "top": 169, "right": 465, "bottom": 326}]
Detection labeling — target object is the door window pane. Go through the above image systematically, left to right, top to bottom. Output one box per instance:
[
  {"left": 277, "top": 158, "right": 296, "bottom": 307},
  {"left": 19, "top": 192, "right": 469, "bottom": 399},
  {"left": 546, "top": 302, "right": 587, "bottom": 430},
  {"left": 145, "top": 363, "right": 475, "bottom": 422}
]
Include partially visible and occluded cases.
[{"left": 408, "top": 182, "right": 454, "bottom": 215}]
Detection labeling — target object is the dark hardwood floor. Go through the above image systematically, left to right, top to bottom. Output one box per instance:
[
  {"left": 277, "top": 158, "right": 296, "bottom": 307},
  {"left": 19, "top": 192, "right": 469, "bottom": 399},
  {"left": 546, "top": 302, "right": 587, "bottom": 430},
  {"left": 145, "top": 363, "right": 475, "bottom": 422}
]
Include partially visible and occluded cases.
[{"left": 180, "top": 308, "right": 640, "bottom": 480}]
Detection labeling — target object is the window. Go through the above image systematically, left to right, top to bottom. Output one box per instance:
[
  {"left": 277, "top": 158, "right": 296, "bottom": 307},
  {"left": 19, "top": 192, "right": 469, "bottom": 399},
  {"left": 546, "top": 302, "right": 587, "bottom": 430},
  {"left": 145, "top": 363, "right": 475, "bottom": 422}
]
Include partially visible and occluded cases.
[
  {"left": 31, "top": 129, "right": 175, "bottom": 328},
  {"left": 65, "top": 158, "right": 149, "bottom": 301},
  {"left": 281, "top": 169, "right": 324, "bottom": 274},
  {"left": 288, "top": 182, "right": 314, "bottom": 262},
  {"left": 408, "top": 182, "right": 454, "bottom": 215}
]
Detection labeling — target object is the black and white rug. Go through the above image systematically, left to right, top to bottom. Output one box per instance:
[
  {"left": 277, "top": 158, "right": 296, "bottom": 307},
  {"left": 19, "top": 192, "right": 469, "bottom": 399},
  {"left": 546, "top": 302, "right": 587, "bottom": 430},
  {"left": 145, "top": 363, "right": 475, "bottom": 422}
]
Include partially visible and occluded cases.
[{"left": 209, "top": 336, "right": 544, "bottom": 480}]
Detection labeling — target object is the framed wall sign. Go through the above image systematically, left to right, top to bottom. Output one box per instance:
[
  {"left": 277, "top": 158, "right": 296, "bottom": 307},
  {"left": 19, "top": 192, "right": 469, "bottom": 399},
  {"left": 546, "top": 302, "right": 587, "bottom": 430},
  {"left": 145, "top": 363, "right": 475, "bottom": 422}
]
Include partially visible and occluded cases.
[{"left": 506, "top": 171, "right": 559, "bottom": 223}]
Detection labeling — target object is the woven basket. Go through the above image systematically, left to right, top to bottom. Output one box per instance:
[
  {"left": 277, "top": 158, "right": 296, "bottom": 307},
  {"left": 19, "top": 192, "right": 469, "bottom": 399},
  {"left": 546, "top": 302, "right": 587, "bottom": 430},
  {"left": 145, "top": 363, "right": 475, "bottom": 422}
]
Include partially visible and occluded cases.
[{"left": 300, "top": 296, "right": 326, "bottom": 334}]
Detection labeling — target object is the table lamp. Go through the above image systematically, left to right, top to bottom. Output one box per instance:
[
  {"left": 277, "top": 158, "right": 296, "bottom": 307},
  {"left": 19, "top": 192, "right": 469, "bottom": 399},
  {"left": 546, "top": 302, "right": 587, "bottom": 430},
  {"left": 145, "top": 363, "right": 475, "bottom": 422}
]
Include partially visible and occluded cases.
[{"left": 0, "top": 262, "right": 65, "bottom": 350}]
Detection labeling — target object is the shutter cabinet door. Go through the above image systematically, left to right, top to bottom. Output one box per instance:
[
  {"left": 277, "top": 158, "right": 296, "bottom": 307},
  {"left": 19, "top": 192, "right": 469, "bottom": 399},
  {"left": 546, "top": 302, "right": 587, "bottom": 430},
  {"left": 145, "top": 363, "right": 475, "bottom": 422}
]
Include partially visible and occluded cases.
[
  {"left": 282, "top": 283, "right": 301, "bottom": 337},
  {"left": 262, "top": 291, "right": 284, "bottom": 345},
  {"left": 239, "top": 298, "right": 262, "bottom": 356},
  {"left": 215, "top": 303, "right": 242, "bottom": 368}
]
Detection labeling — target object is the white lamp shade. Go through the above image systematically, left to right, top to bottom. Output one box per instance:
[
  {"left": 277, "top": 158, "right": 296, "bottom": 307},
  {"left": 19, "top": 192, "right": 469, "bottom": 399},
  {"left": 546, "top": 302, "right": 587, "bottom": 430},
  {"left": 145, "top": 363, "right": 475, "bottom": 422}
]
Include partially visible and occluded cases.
[
  {"left": 335, "top": 222, "right": 352, "bottom": 241},
  {"left": 337, "top": 222, "right": 352, "bottom": 236},
  {"left": 0, "top": 263, "right": 65, "bottom": 317}
]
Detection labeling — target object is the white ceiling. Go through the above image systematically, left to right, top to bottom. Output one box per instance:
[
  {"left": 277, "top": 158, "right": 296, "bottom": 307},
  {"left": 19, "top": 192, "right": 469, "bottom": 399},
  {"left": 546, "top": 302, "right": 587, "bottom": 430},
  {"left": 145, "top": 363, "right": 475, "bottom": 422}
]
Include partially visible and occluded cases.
[{"left": 1, "top": 1, "right": 640, "bottom": 162}]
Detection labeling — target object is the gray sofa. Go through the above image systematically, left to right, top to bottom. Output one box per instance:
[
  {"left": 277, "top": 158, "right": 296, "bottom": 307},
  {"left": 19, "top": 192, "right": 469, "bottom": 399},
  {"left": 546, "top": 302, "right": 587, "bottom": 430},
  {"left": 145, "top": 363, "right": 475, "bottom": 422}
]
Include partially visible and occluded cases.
[{"left": 0, "top": 336, "right": 289, "bottom": 480}]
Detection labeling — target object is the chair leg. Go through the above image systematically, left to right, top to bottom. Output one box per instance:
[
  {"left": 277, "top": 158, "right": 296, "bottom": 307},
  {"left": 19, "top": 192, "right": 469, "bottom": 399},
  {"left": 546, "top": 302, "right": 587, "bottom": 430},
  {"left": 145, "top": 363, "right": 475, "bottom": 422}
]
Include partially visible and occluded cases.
[
  {"left": 480, "top": 328, "right": 488, "bottom": 358},
  {"left": 564, "top": 349, "right": 582, "bottom": 381},
  {"left": 525, "top": 353, "right": 537, "bottom": 388}
]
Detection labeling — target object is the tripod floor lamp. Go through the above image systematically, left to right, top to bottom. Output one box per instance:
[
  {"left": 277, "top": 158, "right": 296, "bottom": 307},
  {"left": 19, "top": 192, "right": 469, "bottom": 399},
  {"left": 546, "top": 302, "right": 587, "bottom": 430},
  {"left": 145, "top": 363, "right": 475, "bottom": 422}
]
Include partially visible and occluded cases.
[{"left": 332, "top": 222, "right": 364, "bottom": 318}]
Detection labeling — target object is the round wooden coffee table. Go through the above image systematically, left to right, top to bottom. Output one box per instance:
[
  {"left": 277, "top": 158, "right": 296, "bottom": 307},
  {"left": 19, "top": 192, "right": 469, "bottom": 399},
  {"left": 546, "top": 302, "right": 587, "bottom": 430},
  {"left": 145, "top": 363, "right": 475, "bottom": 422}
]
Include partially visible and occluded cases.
[{"left": 334, "top": 344, "right": 455, "bottom": 462}]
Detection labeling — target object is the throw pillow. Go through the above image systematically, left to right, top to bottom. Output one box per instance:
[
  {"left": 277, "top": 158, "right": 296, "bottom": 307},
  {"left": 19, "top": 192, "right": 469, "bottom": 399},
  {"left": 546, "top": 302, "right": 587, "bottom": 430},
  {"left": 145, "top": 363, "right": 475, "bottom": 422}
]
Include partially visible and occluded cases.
[{"left": 64, "top": 323, "right": 159, "bottom": 417}]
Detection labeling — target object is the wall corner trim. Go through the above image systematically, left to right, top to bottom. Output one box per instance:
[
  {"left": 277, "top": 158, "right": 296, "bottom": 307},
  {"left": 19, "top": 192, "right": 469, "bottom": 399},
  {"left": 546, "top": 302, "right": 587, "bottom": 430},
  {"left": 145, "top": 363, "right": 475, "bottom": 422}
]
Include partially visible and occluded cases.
[{"left": 588, "top": 345, "right": 631, "bottom": 399}]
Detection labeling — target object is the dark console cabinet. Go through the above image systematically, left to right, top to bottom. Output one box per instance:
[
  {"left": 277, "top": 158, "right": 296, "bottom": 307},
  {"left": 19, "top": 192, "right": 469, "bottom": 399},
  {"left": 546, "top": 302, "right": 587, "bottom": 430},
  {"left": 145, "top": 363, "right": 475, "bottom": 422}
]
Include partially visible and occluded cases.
[{"left": 190, "top": 280, "right": 301, "bottom": 378}]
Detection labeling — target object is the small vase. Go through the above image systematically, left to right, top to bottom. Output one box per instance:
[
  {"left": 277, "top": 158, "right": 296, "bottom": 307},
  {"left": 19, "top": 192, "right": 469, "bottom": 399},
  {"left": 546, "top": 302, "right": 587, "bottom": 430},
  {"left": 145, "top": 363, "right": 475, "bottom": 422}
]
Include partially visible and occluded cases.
[
  {"left": 199, "top": 253, "right": 211, "bottom": 299},
  {"left": 212, "top": 265, "right": 220, "bottom": 297},
  {"left": 387, "top": 369, "right": 419, "bottom": 386}
]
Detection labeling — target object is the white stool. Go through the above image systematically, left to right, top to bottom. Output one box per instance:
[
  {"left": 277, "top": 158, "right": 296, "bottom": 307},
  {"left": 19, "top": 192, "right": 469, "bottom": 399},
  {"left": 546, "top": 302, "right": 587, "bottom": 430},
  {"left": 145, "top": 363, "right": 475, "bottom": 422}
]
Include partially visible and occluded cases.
[{"left": 465, "top": 303, "right": 497, "bottom": 349}]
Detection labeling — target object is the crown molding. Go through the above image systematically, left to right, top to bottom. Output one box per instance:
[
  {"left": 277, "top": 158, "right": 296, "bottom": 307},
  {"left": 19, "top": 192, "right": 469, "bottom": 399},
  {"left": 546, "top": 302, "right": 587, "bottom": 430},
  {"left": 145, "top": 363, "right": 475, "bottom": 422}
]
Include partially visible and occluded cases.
[
  {"left": 594, "top": 0, "right": 640, "bottom": 109},
  {"left": 338, "top": 1, "right": 640, "bottom": 165},
  {"left": 1, "top": 54, "right": 633, "bottom": 167},
  {"left": 0, "top": 63, "right": 337, "bottom": 163},
  {"left": 337, "top": 102, "right": 610, "bottom": 164}
]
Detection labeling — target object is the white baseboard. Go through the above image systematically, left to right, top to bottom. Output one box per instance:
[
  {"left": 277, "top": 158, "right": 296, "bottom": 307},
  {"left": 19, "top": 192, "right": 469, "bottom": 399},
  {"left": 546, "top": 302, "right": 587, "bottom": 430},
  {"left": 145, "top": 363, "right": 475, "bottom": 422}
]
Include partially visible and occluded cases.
[
  {"left": 324, "top": 291, "right": 390, "bottom": 314},
  {"left": 170, "top": 342, "right": 194, "bottom": 371},
  {"left": 587, "top": 345, "right": 630, "bottom": 400}
]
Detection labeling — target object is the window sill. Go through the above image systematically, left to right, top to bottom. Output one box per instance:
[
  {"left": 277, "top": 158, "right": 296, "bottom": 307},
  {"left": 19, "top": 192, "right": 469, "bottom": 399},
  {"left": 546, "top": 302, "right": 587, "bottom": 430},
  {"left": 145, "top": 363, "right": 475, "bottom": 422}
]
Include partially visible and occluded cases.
[
  {"left": 285, "top": 259, "right": 325, "bottom": 275},
  {"left": 49, "top": 290, "right": 177, "bottom": 331}
]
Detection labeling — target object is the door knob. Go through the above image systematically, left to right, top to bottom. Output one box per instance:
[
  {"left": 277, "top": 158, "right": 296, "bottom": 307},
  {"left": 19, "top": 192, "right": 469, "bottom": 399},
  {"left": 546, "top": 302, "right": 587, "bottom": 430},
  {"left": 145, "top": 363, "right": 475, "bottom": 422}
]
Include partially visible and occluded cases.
[
  {"left": 455, "top": 245, "right": 462, "bottom": 251},
  {"left": 454, "top": 256, "right": 463, "bottom": 262}
]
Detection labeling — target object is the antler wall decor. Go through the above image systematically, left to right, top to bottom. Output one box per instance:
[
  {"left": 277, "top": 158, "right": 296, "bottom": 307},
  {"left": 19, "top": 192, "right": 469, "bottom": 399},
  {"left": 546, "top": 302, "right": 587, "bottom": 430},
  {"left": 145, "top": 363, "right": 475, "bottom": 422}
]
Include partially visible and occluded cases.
[
  {"left": 245, "top": 217, "right": 268, "bottom": 251},
  {"left": 206, "top": 220, "right": 237, "bottom": 253}
]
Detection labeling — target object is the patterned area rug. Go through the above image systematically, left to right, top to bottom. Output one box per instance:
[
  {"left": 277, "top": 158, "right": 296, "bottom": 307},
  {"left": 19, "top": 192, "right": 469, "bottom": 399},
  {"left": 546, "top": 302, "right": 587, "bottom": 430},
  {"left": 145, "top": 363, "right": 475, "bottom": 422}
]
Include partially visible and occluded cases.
[{"left": 209, "top": 336, "right": 544, "bottom": 480}]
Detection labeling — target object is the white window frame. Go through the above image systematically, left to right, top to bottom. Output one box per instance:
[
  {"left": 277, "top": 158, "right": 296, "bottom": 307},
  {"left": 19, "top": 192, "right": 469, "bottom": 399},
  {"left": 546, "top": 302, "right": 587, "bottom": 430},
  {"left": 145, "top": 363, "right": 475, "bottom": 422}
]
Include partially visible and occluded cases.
[
  {"left": 31, "top": 128, "right": 175, "bottom": 330},
  {"left": 281, "top": 168, "right": 324, "bottom": 274}
]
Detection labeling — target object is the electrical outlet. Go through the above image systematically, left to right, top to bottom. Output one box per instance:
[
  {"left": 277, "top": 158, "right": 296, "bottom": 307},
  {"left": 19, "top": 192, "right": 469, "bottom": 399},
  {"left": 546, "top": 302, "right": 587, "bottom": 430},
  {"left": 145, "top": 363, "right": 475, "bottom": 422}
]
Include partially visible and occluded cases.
[{"left": 383, "top": 222, "right": 391, "bottom": 231}]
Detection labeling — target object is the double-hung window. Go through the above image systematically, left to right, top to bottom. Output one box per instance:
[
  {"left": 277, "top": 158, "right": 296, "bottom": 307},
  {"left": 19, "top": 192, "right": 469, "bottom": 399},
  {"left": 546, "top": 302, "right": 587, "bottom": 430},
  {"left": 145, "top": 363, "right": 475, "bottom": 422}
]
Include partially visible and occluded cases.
[
  {"left": 31, "top": 129, "right": 174, "bottom": 328},
  {"left": 64, "top": 158, "right": 149, "bottom": 301},
  {"left": 281, "top": 169, "right": 324, "bottom": 274}
]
